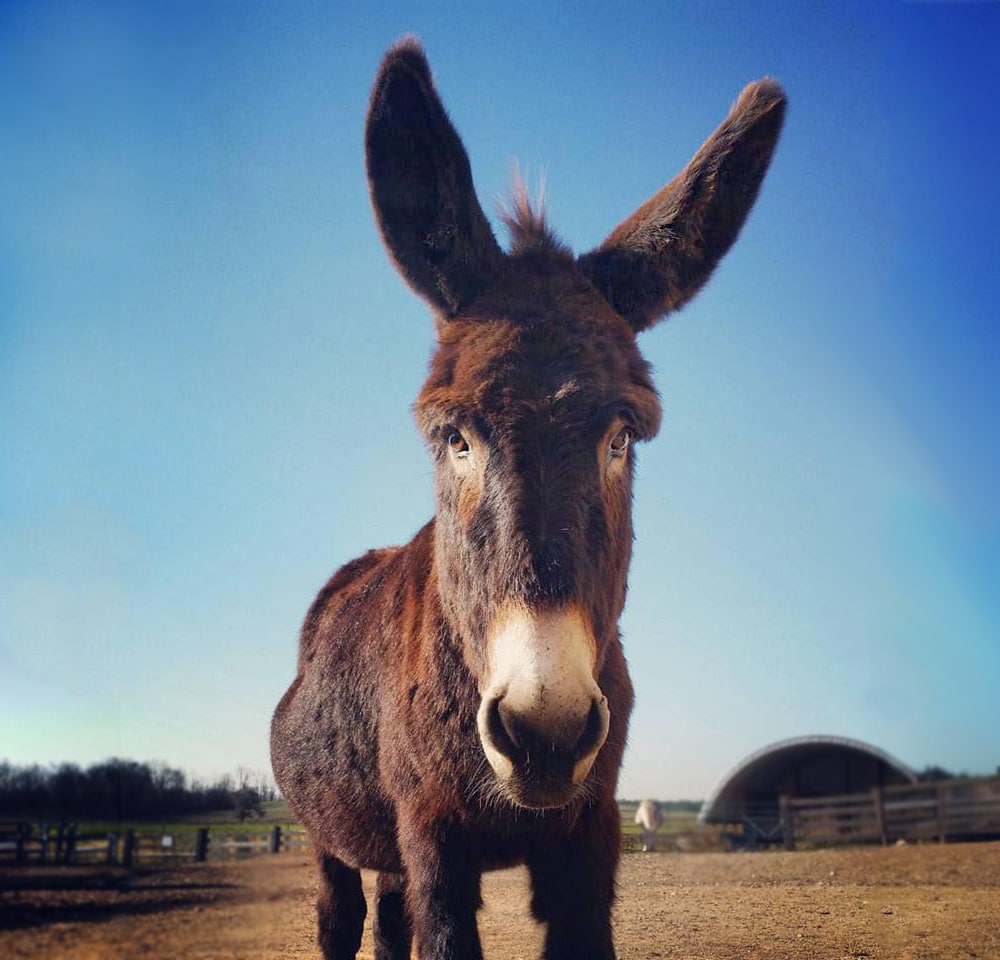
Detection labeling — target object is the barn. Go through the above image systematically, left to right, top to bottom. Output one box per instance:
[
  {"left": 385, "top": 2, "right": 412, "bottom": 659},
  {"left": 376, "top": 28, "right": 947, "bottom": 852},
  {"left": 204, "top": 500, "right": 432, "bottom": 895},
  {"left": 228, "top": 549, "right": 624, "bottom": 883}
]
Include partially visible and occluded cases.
[{"left": 698, "top": 735, "right": 917, "bottom": 848}]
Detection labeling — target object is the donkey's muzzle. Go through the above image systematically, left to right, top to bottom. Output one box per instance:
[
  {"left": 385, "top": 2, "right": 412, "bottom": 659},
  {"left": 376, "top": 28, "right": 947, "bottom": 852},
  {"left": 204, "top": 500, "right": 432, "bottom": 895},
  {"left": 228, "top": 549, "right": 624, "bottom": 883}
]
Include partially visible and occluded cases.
[
  {"left": 476, "top": 604, "right": 610, "bottom": 808},
  {"left": 478, "top": 691, "right": 610, "bottom": 808},
  {"left": 480, "top": 692, "right": 610, "bottom": 808}
]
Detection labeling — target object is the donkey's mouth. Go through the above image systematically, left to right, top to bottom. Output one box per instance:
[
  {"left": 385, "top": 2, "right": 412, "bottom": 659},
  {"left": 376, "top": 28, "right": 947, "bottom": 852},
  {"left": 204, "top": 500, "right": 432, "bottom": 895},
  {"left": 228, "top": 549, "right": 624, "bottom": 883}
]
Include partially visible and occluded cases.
[{"left": 500, "top": 762, "right": 589, "bottom": 811}]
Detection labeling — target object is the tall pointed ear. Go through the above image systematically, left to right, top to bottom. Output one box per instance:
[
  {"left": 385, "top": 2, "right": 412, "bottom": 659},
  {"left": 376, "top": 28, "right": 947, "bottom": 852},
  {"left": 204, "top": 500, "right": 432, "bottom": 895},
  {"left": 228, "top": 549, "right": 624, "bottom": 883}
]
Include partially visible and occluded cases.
[
  {"left": 365, "top": 39, "right": 505, "bottom": 317},
  {"left": 578, "top": 79, "right": 786, "bottom": 333}
]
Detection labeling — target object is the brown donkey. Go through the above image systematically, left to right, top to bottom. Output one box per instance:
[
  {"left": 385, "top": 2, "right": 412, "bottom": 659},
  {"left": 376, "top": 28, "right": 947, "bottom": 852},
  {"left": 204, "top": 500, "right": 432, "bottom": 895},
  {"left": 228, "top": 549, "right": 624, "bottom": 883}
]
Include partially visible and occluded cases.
[{"left": 271, "top": 38, "right": 784, "bottom": 960}]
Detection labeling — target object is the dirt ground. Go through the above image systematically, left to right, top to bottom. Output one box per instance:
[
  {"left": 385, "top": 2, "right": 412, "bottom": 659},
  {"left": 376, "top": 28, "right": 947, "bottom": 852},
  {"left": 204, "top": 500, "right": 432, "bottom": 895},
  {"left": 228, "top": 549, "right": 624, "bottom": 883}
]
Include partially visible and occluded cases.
[{"left": 1, "top": 842, "right": 998, "bottom": 959}]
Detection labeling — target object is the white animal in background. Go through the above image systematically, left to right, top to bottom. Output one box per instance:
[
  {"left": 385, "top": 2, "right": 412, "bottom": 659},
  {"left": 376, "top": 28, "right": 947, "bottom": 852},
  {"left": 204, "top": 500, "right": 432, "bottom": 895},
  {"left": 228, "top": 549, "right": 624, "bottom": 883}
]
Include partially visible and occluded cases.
[{"left": 635, "top": 799, "right": 665, "bottom": 852}]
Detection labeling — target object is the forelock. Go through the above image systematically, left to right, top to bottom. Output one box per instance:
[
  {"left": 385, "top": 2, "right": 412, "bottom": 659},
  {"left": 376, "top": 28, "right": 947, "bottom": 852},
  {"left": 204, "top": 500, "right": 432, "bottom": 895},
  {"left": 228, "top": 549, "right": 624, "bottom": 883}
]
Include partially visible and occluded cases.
[{"left": 499, "top": 175, "right": 570, "bottom": 257}]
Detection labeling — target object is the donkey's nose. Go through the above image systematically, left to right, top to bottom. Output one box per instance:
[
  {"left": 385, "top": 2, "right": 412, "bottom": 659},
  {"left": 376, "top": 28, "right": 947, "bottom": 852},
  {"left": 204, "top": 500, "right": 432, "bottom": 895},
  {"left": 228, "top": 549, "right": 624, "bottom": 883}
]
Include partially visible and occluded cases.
[
  {"left": 479, "top": 693, "right": 610, "bottom": 807},
  {"left": 491, "top": 695, "right": 606, "bottom": 759}
]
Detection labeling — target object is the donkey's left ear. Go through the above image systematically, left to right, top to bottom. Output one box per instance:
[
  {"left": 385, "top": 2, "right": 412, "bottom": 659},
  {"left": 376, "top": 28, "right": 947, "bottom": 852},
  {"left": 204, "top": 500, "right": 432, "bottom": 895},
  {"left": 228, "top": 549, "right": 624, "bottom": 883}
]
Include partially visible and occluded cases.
[{"left": 578, "top": 79, "right": 786, "bottom": 333}]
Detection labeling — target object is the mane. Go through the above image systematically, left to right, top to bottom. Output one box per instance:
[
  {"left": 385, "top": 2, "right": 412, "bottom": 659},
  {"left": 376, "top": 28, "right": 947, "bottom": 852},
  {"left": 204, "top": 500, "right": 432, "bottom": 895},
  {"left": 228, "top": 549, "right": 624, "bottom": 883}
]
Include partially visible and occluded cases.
[{"left": 499, "top": 171, "right": 571, "bottom": 257}]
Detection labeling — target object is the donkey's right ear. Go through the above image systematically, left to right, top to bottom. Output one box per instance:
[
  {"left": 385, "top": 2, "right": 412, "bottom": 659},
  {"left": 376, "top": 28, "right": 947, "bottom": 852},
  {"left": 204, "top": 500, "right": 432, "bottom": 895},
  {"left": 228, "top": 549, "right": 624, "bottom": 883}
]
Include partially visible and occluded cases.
[{"left": 366, "top": 39, "right": 505, "bottom": 317}]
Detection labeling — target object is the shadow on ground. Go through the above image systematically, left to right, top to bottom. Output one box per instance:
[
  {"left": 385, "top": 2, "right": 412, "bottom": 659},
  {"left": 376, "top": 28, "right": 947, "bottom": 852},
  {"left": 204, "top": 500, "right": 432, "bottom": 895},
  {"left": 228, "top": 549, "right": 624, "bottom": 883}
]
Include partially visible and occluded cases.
[{"left": 0, "top": 865, "right": 239, "bottom": 932}]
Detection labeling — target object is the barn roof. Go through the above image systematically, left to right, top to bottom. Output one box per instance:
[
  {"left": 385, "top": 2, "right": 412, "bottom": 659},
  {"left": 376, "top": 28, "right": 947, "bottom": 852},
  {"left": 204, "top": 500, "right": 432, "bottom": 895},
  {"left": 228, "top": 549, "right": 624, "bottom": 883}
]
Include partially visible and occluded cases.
[{"left": 698, "top": 735, "right": 917, "bottom": 825}]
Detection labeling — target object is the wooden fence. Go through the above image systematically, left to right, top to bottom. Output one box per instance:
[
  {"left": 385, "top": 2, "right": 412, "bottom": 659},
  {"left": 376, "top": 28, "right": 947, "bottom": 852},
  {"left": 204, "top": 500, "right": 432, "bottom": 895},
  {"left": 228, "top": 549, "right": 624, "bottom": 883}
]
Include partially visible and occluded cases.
[
  {"left": 783, "top": 776, "right": 1000, "bottom": 849},
  {"left": 6, "top": 781, "right": 998, "bottom": 866},
  {"left": 0, "top": 822, "right": 313, "bottom": 867}
]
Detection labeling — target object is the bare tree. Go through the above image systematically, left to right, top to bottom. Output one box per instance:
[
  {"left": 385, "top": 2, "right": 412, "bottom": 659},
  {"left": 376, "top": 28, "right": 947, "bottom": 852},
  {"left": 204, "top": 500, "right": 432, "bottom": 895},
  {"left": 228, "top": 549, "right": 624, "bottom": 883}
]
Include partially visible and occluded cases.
[{"left": 232, "top": 767, "right": 264, "bottom": 822}]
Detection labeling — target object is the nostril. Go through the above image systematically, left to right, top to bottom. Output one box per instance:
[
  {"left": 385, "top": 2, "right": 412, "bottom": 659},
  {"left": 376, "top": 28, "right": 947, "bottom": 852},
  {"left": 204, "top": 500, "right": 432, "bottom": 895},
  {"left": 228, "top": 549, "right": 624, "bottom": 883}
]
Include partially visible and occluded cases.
[
  {"left": 485, "top": 696, "right": 523, "bottom": 761},
  {"left": 573, "top": 697, "right": 609, "bottom": 760},
  {"left": 497, "top": 700, "right": 522, "bottom": 749}
]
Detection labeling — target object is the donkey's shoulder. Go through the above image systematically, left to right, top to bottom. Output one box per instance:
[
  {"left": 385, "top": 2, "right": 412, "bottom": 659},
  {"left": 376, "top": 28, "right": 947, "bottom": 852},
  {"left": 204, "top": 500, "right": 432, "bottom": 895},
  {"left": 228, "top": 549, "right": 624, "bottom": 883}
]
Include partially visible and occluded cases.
[{"left": 297, "top": 521, "right": 436, "bottom": 662}]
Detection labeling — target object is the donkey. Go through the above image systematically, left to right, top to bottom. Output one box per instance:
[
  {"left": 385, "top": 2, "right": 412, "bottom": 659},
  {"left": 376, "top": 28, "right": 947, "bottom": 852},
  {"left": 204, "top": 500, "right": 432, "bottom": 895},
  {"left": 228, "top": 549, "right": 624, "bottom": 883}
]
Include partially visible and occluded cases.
[{"left": 271, "top": 38, "right": 784, "bottom": 960}]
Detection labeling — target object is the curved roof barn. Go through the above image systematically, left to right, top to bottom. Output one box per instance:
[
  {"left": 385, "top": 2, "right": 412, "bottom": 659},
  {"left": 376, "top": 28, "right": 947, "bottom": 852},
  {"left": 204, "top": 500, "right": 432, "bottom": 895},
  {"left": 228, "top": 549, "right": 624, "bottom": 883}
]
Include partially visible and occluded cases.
[{"left": 699, "top": 735, "right": 917, "bottom": 825}]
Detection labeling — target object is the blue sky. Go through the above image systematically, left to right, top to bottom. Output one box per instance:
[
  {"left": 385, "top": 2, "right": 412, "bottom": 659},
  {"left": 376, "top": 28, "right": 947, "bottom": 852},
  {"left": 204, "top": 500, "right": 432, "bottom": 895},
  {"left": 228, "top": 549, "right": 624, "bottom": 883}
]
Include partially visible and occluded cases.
[{"left": 1, "top": 1, "right": 997, "bottom": 800}]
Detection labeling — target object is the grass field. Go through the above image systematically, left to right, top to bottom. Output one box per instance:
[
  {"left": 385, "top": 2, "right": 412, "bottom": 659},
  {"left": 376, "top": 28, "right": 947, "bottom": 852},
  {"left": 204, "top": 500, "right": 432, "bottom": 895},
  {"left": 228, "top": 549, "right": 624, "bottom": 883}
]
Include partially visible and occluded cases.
[
  {"left": 35, "top": 799, "right": 705, "bottom": 849},
  {"left": 34, "top": 800, "right": 300, "bottom": 840},
  {"left": 617, "top": 801, "right": 701, "bottom": 844}
]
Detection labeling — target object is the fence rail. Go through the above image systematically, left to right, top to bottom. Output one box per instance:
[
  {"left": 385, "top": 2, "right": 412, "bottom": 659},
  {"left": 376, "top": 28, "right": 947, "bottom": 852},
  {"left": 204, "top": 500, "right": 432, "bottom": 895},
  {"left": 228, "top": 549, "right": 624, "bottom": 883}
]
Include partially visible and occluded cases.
[
  {"left": 784, "top": 777, "right": 1000, "bottom": 849},
  {"left": 0, "top": 822, "right": 314, "bottom": 867}
]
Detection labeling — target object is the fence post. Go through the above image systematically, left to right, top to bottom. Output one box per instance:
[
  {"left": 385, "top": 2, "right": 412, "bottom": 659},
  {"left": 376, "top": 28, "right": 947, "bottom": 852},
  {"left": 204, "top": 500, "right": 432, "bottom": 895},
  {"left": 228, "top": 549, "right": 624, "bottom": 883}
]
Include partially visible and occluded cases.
[
  {"left": 937, "top": 785, "right": 948, "bottom": 844},
  {"left": 872, "top": 786, "right": 888, "bottom": 846},
  {"left": 779, "top": 795, "right": 795, "bottom": 851},
  {"left": 40, "top": 823, "right": 49, "bottom": 863},
  {"left": 54, "top": 823, "right": 65, "bottom": 863},
  {"left": 16, "top": 824, "right": 26, "bottom": 864},
  {"left": 65, "top": 824, "right": 77, "bottom": 864},
  {"left": 269, "top": 825, "right": 282, "bottom": 854},
  {"left": 194, "top": 827, "right": 210, "bottom": 862},
  {"left": 122, "top": 830, "right": 136, "bottom": 867},
  {"left": 107, "top": 833, "right": 119, "bottom": 865}
]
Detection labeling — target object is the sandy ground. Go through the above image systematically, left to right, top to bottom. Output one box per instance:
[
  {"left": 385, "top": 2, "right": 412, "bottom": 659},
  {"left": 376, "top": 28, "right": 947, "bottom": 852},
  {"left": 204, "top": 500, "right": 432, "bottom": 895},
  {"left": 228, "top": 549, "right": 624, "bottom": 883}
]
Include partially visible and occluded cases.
[{"left": 1, "top": 842, "right": 998, "bottom": 959}]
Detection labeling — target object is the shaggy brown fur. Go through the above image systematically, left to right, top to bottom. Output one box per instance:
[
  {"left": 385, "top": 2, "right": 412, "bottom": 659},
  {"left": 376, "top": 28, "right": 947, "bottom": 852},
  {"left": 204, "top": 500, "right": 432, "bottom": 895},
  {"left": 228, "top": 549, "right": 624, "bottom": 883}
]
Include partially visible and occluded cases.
[{"left": 271, "top": 37, "right": 785, "bottom": 960}]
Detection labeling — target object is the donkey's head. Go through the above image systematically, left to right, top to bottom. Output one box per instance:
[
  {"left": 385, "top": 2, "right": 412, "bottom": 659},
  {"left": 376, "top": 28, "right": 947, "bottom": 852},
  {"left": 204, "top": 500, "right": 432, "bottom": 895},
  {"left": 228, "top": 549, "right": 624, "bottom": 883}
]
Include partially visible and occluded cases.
[{"left": 366, "top": 39, "right": 785, "bottom": 808}]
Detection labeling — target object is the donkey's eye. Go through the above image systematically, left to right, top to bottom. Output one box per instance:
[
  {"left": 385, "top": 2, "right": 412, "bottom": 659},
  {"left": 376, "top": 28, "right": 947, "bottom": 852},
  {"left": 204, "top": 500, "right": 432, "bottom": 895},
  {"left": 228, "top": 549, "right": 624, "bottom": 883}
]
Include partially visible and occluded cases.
[
  {"left": 609, "top": 426, "right": 631, "bottom": 458},
  {"left": 447, "top": 430, "right": 471, "bottom": 458}
]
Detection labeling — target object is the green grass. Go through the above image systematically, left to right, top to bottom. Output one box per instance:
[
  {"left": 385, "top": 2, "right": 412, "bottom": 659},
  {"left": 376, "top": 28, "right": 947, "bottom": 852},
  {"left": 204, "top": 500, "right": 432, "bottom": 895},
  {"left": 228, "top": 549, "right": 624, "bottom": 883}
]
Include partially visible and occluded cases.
[
  {"left": 28, "top": 800, "right": 704, "bottom": 843},
  {"left": 48, "top": 801, "right": 299, "bottom": 837},
  {"left": 617, "top": 801, "right": 700, "bottom": 838}
]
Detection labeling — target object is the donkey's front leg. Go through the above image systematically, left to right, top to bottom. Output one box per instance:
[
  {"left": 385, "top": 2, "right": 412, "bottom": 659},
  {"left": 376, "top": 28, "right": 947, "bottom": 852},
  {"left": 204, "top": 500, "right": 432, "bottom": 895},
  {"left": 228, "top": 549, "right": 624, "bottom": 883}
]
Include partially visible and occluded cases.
[
  {"left": 527, "top": 797, "right": 621, "bottom": 960},
  {"left": 398, "top": 807, "right": 484, "bottom": 960},
  {"left": 316, "top": 855, "right": 367, "bottom": 960},
  {"left": 374, "top": 870, "right": 412, "bottom": 960}
]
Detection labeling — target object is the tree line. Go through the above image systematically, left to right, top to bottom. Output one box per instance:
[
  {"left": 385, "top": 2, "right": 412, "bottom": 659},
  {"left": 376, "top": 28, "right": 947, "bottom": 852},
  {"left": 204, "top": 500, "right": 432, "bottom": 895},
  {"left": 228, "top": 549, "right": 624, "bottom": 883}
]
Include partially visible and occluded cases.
[
  {"left": 0, "top": 759, "right": 277, "bottom": 822},
  {"left": 915, "top": 765, "right": 1000, "bottom": 782}
]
